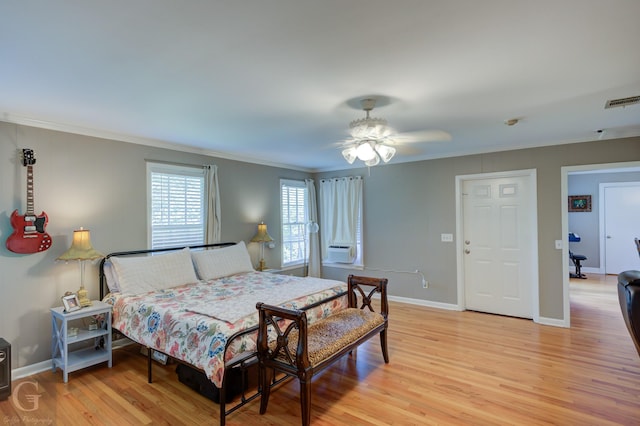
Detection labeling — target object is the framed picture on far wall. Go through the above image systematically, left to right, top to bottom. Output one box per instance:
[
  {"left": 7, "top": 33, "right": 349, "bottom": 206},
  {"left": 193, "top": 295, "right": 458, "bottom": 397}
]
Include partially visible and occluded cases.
[{"left": 569, "top": 195, "right": 592, "bottom": 212}]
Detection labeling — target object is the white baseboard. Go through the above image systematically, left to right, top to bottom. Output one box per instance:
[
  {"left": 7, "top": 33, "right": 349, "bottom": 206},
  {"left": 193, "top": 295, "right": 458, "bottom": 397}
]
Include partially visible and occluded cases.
[
  {"left": 387, "top": 294, "right": 461, "bottom": 311},
  {"left": 387, "top": 295, "right": 566, "bottom": 327},
  {"left": 538, "top": 316, "right": 568, "bottom": 328},
  {"left": 11, "top": 360, "right": 52, "bottom": 381}
]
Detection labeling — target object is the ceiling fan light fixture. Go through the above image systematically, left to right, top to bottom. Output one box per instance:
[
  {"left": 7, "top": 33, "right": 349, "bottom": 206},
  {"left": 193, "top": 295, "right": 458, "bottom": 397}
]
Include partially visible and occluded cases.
[
  {"left": 341, "top": 97, "right": 425, "bottom": 166},
  {"left": 349, "top": 117, "right": 392, "bottom": 140},
  {"left": 355, "top": 141, "right": 377, "bottom": 161},
  {"left": 374, "top": 143, "right": 396, "bottom": 162},
  {"left": 342, "top": 146, "right": 357, "bottom": 164},
  {"left": 365, "top": 155, "right": 380, "bottom": 167}
]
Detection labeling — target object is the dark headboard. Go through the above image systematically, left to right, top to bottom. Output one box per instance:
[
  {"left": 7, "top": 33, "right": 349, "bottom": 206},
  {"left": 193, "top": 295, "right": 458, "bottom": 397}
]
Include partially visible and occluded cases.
[{"left": 98, "top": 242, "right": 237, "bottom": 299}]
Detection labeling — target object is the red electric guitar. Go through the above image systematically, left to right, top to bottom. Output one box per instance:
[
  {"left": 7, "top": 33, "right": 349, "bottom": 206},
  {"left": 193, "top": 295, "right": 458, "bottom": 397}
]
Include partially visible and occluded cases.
[{"left": 6, "top": 149, "right": 52, "bottom": 253}]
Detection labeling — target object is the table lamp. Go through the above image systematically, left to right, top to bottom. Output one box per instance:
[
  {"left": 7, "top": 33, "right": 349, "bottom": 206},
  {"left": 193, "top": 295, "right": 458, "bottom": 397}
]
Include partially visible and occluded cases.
[
  {"left": 250, "top": 221, "right": 273, "bottom": 271},
  {"left": 57, "top": 228, "right": 104, "bottom": 307}
]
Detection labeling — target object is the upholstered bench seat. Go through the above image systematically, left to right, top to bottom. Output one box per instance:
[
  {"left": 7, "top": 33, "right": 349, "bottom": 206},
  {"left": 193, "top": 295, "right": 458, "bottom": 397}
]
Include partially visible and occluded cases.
[{"left": 273, "top": 308, "right": 385, "bottom": 367}]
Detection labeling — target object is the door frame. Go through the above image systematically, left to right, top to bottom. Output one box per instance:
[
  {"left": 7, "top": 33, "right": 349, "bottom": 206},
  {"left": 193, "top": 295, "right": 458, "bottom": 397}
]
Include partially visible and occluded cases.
[
  {"left": 561, "top": 161, "right": 640, "bottom": 327},
  {"left": 455, "top": 169, "right": 540, "bottom": 322}
]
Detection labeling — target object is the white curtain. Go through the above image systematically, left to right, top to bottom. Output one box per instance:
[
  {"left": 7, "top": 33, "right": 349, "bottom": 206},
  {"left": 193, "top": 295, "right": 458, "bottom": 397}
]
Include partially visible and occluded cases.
[
  {"left": 204, "top": 165, "right": 221, "bottom": 243},
  {"left": 319, "top": 176, "right": 362, "bottom": 261},
  {"left": 305, "top": 179, "right": 321, "bottom": 277}
]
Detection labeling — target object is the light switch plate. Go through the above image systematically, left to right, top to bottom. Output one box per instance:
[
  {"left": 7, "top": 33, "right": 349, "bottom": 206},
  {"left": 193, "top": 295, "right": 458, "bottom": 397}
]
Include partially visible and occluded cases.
[
  {"left": 441, "top": 233, "right": 454, "bottom": 242},
  {"left": 555, "top": 240, "right": 562, "bottom": 250}
]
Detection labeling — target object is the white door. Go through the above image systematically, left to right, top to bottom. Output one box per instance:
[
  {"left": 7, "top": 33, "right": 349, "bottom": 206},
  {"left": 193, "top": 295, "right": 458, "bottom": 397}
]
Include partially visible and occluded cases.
[
  {"left": 462, "top": 174, "right": 534, "bottom": 318},
  {"left": 604, "top": 183, "right": 640, "bottom": 274}
]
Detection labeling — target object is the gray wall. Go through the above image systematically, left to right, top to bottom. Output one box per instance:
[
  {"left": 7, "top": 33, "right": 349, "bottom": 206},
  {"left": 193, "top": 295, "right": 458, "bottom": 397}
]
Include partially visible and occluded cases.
[
  {"left": 1, "top": 120, "right": 639, "bottom": 370},
  {"left": 0, "top": 122, "right": 309, "bottom": 369},
  {"left": 317, "top": 138, "right": 640, "bottom": 321},
  {"left": 568, "top": 171, "right": 640, "bottom": 268}
]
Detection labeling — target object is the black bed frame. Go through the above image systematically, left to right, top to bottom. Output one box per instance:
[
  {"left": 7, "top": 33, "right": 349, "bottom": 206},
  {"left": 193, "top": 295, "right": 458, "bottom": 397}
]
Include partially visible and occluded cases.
[{"left": 98, "top": 242, "right": 346, "bottom": 425}]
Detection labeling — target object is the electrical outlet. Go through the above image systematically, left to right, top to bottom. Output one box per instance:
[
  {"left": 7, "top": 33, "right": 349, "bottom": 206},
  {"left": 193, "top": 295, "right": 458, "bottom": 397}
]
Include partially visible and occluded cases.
[{"left": 555, "top": 240, "right": 562, "bottom": 250}]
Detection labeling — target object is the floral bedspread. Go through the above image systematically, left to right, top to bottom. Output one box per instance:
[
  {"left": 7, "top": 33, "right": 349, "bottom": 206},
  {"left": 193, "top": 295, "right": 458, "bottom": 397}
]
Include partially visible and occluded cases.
[{"left": 109, "top": 271, "right": 347, "bottom": 387}]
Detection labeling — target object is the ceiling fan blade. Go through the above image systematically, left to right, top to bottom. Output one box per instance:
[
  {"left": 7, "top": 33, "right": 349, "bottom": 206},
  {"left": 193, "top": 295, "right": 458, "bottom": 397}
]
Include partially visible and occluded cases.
[
  {"left": 394, "top": 130, "right": 452, "bottom": 143},
  {"left": 328, "top": 140, "right": 351, "bottom": 149},
  {"left": 394, "top": 145, "right": 424, "bottom": 156}
]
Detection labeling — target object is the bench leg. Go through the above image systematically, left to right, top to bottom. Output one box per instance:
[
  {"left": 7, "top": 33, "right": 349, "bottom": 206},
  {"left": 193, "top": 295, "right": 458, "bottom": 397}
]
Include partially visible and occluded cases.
[
  {"left": 380, "top": 329, "right": 389, "bottom": 364},
  {"left": 259, "top": 365, "right": 272, "bottom": 414},
  {"left": 300, "top": 375, "right": 312, "bottom": 426}
]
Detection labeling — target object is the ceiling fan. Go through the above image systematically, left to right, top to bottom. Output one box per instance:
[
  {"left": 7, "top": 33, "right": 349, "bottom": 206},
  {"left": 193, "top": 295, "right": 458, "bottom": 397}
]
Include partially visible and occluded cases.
[{"left": 340, "top": 97, "right": 451, "bottom": 166}]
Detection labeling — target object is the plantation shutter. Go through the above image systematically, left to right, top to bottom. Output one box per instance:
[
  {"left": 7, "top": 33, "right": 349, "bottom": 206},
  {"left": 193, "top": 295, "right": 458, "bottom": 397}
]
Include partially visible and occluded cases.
[
  {"left": 148, "top": 163, "right": 206, "bottom": 249},
  {"left": 281, "top": 179, "right": 307, "bottom": 266}
]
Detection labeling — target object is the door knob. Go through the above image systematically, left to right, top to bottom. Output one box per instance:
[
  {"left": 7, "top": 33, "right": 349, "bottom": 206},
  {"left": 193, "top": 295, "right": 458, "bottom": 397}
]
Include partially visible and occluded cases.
[
  {"left": 606, "top": 235, "right": 612, "bottom": 239},
  {"left": 465, "top": 240, "right": 470, "bottom": 245},
  {"left": 464, "top": 249, "right": 471, "bottom": 254}
]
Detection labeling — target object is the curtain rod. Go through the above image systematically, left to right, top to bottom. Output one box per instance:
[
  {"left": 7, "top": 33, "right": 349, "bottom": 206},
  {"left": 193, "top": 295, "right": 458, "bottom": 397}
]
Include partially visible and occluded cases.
[{"left": 319, "top": 176, "right": 362, "bottom": 183}]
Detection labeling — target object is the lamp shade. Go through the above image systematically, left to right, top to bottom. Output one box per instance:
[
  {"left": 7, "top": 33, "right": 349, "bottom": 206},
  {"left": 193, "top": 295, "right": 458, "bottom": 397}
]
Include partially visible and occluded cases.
[
  {"left": 375, "top": 143, "right": 396, "bottom": 163},
  {"left": 341, "top": 147, "right": 357, "bottom": 164},
  {"left": 365, "top": 156, "right": 380, "bottom": 167},
  {"left": 250, "top": 222, "right": 274, "bottom": 243},
  {"left": 56, "top": 228, "right": 104, "bottom": 261}
]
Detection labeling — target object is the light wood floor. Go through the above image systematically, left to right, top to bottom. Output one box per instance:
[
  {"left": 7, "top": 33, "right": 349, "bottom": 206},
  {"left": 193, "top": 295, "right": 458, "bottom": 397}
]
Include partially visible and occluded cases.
[{"left": 2, "top": 274, "right": 640, "bottom": 425}]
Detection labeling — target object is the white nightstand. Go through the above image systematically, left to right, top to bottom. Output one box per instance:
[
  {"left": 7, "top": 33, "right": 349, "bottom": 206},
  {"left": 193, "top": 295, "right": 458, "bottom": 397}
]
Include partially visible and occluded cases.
[{"left": 51, "top": 300, "right": 112, "bottom": 382}]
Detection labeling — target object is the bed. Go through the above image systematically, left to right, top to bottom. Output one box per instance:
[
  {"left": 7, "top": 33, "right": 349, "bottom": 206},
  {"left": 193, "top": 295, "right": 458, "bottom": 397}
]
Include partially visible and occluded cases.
[{"left": 98, "top": 241, "right": 348, "bottom": 424}]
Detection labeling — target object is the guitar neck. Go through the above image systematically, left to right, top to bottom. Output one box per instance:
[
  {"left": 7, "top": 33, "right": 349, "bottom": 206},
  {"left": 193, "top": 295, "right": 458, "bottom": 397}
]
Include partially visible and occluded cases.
[{"left": 26, "top": 164, "right": 35, "bottom": 216}]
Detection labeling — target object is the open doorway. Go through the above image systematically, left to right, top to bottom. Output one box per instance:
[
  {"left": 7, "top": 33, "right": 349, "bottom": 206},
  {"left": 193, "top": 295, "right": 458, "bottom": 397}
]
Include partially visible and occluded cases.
[{"left": 561, "top": 161, "right": 640, "bottom": 327}]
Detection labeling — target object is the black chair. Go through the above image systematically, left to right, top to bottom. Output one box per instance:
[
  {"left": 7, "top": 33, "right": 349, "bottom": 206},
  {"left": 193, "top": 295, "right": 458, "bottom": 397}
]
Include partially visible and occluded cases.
[
  {"left": 568, "top": 233, "right": 587, "bottom": 279},
  {"left": 569, "top": 251, "right": 587, "bottom": 279},
  {"left": 618, "top": 270, "right": 640, "bottom": 357}
]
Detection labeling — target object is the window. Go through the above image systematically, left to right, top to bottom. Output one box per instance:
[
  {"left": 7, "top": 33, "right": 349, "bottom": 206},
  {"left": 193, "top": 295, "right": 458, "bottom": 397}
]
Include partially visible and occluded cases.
[
  {"left": 147, "top": 163, "right": 206, "bottom": 249},
  {"left": 319, "top": 176, "right": 363, "bottom": 267},
  {"left": 280, "top": 179, "right": 308, "bottom": 267}
]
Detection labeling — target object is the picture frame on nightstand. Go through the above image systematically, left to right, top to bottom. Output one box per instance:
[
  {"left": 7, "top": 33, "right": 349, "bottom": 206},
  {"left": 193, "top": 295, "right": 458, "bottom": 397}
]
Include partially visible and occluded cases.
[{"left": 61, "top": 294, "right": 81, "bottom": 313}]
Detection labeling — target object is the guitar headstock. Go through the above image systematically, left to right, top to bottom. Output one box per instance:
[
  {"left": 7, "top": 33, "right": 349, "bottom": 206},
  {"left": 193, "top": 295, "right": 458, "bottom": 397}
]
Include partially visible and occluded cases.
[{"left": 22, "top": 149, "right": 36, "bottom": 166}]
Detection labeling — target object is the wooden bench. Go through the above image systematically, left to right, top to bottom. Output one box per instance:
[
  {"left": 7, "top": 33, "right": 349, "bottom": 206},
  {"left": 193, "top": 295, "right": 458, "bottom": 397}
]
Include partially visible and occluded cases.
[{"left": 256, "top": 275, "right": 389, "bottom": 425}]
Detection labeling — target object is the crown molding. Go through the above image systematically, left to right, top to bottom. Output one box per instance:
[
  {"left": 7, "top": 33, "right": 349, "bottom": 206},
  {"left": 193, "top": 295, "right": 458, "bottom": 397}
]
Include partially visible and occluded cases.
[{"left": 1, "top": 112, "right": 313, "bottom": 173}]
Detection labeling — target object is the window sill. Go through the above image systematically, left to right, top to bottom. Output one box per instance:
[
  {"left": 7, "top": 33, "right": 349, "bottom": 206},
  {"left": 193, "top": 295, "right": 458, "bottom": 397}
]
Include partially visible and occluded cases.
[{"left": 322, "top": 262, "right": 364, "bottom": 270}]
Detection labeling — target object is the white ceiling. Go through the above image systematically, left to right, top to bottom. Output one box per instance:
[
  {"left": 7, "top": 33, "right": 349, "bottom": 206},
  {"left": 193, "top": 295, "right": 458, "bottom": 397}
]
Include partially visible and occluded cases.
[{"left": 2, "top": 1, "right": 640, "bottom": 172}]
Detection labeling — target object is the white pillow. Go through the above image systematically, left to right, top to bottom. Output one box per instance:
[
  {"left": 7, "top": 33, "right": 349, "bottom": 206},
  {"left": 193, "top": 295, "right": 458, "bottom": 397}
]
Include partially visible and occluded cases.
[
  {"left": 191, "top": 241, "right": 254, "bottom": 280},
  {"left": 110, "top": 248, "right": 198, "bottom": 294},
  {"left": 102, "top": 260, "right": 120, "bottom": 293}
]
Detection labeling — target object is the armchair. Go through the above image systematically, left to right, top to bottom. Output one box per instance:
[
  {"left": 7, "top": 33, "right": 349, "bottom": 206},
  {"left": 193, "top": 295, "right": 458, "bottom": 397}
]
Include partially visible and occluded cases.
[{"left": 618, "top": 270, "right": 640, "bottom": 357}]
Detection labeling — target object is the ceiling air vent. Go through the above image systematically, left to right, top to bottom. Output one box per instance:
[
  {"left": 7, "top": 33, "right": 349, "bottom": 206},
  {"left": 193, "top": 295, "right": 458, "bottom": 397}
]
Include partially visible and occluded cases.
[{"left": 604, "top": 95, "right": 640, "bottom": 109}]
